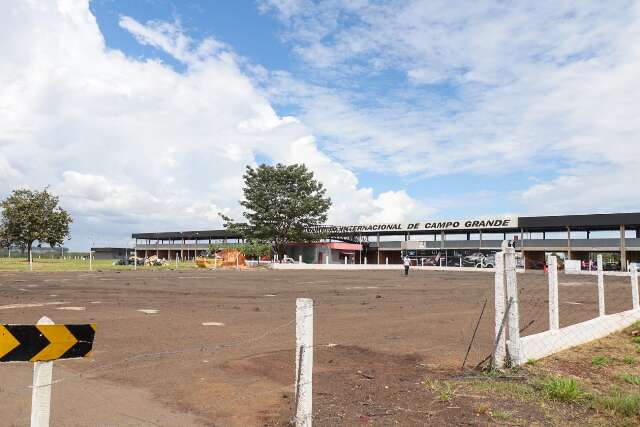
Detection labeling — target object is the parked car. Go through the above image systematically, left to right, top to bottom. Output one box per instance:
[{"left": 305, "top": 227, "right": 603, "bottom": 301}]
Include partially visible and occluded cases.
[
  {"left": 479, "top": 254, "right": 496, "bottom": 268},
  {"left": 112, "top": 257, "right": 143, "bottom": 266},
  {"left": 603, "top": 262, "right": 620, "bottom": 271}
]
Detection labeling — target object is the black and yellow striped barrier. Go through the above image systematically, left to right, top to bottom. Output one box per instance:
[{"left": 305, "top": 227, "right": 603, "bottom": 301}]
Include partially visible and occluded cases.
[{"left": 0, "top": 324, "right": 96, "bottom": 362}]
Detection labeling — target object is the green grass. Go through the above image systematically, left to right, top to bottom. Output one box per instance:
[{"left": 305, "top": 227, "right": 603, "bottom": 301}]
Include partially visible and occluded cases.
[
  {"left": 0, "top": 257, "right": 200, "bottom": 272},
  {"left": 632, "top": 337, "right": 640, "bottom": 345},
  {"left": 592, "top": 355, "right": 612, "bottom": 366},
  {"left": 623, "top": 356, "right": 637, "bottom": 366},
  {"left": 616, "top": 373, "right": 640, "bottom": 386},
  {"left": 535, "top": 377, "right": 588, "bottom": 402},
  {"left": 593, "top": 391, "right": 640, "bottom": 417}
]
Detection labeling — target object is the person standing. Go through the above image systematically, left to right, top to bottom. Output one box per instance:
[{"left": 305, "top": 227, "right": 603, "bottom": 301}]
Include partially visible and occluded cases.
[{"left": 403, "top": 255, "right": 411, "bottom": 276}]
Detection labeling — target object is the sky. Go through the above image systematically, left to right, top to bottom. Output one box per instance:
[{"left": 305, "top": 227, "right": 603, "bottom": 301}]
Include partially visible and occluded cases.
[{"left": 1, "top": 0, "right": 639, "bottom": 250}]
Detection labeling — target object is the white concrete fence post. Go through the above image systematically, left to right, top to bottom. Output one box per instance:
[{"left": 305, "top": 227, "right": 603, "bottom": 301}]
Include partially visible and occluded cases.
[
  {"left": 504, "top": 244, "right": 521, "bottom": 366},
  {"left": 29, "top": 250, "right": 33, "bottom": 271},
  {"left": 493, "top": 250, "right": 506, "bottom": 368},
  {"left": 89, "top": 251, "right": 93, "bottom": 272},
  {"left": 299, "top": 255, "right": 303, "bottom": 264},
  {"left": 325, "top": 255, "right": 329, "bottom": 265},
  {"left": 597, "top": 255, "right": 605, "bottom": 317},
  {"left": 548, "top": 256, "right": 559, "bottom": 330},
  {"left": 344, "top": 257, "right": 347, "bottom": 265},
  {"left": 364, "top": 257, "right": 367, "bottom": 265},
  {"left": 385, "top": 257, "right": 388, "bottom": 265},
  {"left": 631, "top": 264, "right": 639, "bottom": 311},
  {"left": 295, "top": 298, "right": 313, "bottom": 427},
  {"left": 31, "top": 316, "right": 54, "bottom": 427}
]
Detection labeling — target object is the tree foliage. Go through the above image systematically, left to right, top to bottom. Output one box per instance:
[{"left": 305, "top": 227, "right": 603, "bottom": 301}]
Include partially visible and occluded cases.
[
  {"left": 221, "top": 164, "right": 331, "bottom": 258},
  {"left": 0, "top": 188, "right": 72, "bottom": 259}
]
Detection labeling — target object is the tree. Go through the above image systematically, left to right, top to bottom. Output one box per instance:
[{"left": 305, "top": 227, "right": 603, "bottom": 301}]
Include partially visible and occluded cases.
[
  {"left": 221, "top": 164, "right": 331, "bottom": 259},
  {"left": 0, "top": 188, "right": 72, "bottom": 260}
]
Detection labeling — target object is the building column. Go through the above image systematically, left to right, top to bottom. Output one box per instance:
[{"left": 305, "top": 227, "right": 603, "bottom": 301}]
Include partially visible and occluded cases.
[
  {"left": 621, "top": 224, "right": 627, "bottom": 271},
  {"left": 567, "top": 227, "right": 572, "bottom": 260},
  {"left": 479, "top": 229, "right": 483, "bottom": 249},
  {"left": 376, "top": 233, "right": 380, "bottom": 264}
]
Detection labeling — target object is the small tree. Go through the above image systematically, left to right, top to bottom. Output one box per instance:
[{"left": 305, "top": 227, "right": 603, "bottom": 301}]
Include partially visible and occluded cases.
[
  {"left": 221, "top": 164, "right": 331, "bottom": 259},
  {"left": 0, "top": 188, "right": 72, "bottom": 260}
]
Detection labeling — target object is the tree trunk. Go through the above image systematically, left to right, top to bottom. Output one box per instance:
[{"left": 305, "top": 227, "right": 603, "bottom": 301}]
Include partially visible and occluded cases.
[{"left": 275, "top": 242, "right": 287, "bottom": 260}]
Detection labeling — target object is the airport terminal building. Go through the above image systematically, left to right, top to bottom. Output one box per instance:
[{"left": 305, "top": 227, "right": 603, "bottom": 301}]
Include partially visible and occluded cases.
[{"left": 131, "top": 212, "right": 640, "bottom": 271}]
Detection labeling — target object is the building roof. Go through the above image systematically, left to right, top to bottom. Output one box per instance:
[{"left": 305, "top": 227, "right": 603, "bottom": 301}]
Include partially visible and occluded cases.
[
  {"left": 132, "top": 212, "right": 640, "bottom": 240},
  {"left": 132, "top": 229, "right": 240, "bottom": 240}
]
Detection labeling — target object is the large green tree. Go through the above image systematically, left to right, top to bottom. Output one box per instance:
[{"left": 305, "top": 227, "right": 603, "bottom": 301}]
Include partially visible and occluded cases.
[
  {"left": 221, "top": 163, "right": 331, "bottom": 258},
  {"left": 0, "top": 188, "right": 72, "bottom": 260}
]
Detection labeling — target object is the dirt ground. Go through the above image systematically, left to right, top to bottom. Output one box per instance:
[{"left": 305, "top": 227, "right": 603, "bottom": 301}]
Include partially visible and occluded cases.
[{"left": 0, "top": 268, "right": 634, "bottom": 426}]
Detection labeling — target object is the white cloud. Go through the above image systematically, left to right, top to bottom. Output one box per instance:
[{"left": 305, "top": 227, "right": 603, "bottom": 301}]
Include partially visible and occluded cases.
[
  {"left": 0, "top": 0, "right": 428, "bottom": 249},
  {"left": 260, "top": 0, "right": 640, "bottom": 213}
]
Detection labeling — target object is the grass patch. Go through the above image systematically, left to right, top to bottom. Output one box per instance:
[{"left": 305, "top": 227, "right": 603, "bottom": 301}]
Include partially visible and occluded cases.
[
  {"left": 0, "top": 257, "right": 200, "bottom": 272},
  {"left": 632, "top": 337, "right": 640, "bottom": 345},
  {"left": 592, "top": 355, "right": 612, "bottom": 366},
  {"left": 623, "top": 356, "right": 637, "bottom": 366},
  {"left": 525, "top": 359, "right": 538, "bottom": 366},
  {"left": 616, "top": 373, "right": 640, "bottom": 386},
  {"left": 535, "top": 377, "right": 588, "bottom": 402},
  {"left": 466, "top": 379, "right": 537, "bottom": 402},
  {"left": 438, "top": 383, "right": 456, "bottom": 402},
  {"left": 593, "top": 391, "right": 640, "bottom": 417},
  {"left": 475, "top": 402, "right": 491, "bottom": 415},
  {"left": 490, "top": 409, "right": 513, "bottom": 421}
]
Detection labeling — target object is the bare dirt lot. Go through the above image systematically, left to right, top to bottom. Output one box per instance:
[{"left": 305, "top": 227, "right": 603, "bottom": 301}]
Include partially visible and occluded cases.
[{"left": 0, "top": 269, "right": 634, "bottom": 426}]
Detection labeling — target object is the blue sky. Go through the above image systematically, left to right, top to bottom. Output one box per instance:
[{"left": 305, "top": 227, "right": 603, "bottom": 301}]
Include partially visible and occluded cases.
[
  {"left": 89, "top": 0, "right": 540, "bottom": 218},
  {"left": 1, "top": 1, "right": 639, "bottom": 249}
]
